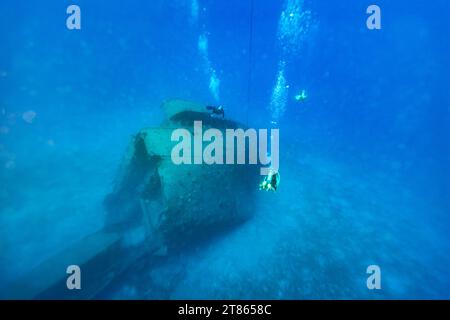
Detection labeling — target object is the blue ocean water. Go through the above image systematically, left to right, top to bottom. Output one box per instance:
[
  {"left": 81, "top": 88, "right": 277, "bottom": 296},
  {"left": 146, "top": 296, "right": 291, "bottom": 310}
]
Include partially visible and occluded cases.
[{"left": 0, "top": 0, "right": 449, "bottom": 299}]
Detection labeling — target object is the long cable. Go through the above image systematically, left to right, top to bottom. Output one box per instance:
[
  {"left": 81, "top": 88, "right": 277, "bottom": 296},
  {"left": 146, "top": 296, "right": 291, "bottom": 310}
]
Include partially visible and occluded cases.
[{"left": 246, "top": 0, "right": 255, "bottom": 127}]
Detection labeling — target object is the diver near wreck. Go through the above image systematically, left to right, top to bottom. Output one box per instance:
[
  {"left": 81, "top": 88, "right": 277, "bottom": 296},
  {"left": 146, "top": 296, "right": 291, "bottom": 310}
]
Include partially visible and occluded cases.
[
  {"left": 206, "top": 103, "right": 281, "bottom": 192},
  {"left": 206, "top": 105, "right": 225, "bottom": 118},
  {"left": 259, "top": 169, "right": 280, "bottom": 192}
]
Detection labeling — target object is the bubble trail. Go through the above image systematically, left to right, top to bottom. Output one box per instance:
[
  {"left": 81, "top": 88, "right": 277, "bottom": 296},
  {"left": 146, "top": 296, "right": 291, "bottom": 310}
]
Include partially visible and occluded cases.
[{"left": 268, "top": 0, "right": 315, "bottom": 122}]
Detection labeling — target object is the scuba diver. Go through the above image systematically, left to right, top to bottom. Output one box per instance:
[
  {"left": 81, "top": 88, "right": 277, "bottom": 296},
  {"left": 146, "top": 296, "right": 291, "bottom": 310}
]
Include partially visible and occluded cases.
[
  {"left": 294, "top": 89, "right": 308, "bottom": 102},
  {"left": 206, "top": 105, "right": 225, "bottom": 118},
  {"left": 259, "top": 169, "right": 280, "bottom": 192}
]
